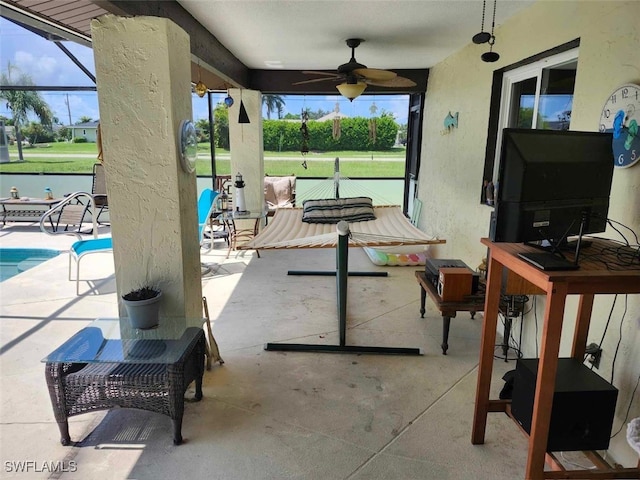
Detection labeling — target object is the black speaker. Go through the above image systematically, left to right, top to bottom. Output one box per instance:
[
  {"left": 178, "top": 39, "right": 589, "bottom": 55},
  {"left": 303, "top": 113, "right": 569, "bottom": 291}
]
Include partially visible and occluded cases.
[{"left": 511, "top": 358, "right": 618, "bottom": 452}]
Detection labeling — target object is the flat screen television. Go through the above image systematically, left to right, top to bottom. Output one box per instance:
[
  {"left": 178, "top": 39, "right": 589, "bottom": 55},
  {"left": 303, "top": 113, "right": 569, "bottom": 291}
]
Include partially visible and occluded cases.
[{"left": 489, "top": 128, "right": 614, "bottom": 270}]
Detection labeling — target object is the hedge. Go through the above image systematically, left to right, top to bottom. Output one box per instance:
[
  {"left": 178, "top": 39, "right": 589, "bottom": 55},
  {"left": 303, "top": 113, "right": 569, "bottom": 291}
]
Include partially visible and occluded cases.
[{"left": 263, "top": 116, "right": 397, "bottom": 151}]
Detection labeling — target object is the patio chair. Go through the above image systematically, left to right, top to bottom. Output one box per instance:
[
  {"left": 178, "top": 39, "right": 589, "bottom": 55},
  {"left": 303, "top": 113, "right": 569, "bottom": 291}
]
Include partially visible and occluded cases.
[
  {"left": 92, "top": 163, "right": 109, "bottom": 224},
  {"left": 264, "top": 174, "right": 296, "bottom": 217},
  {"left": 198, "top": 188, "right": 228, "bottom": 253},
  {"left": 40, "top": 192, "right": 113, "bottom": 295}
]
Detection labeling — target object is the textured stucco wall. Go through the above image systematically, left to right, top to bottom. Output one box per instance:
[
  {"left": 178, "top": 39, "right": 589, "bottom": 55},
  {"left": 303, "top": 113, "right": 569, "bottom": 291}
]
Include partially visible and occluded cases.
[
  {"left": 420, "top": 0, "right": 639, "bottom": 464},
  {"left": 91, "top": 15, "right": 201, "bottom": 319}
]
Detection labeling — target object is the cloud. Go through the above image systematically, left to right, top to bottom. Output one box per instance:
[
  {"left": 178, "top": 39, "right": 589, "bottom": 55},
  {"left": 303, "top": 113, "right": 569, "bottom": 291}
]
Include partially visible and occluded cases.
[
  {"left": 13, "top": 50, "right": 58, "bottom": 83},
  {"left": 43, "top": 93, "right": 100, "bottom": 125}
]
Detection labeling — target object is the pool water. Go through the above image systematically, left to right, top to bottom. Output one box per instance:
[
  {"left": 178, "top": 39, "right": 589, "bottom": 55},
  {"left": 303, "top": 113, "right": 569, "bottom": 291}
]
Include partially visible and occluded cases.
[{"left": 0, "top": 248, "right": 61, "bottom": 282}]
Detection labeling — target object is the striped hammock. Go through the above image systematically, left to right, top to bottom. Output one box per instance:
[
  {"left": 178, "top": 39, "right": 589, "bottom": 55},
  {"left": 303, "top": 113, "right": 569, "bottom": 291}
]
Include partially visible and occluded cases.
[{"left": 241, "top": 205, "right": 446, "bottom": 250}]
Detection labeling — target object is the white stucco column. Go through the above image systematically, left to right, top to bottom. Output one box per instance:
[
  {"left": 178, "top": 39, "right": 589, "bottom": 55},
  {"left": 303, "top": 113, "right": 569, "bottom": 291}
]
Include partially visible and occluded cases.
[
  {"left": 91, "top": 15, "right": 201, "bottom": 319},
  {"left": 228, "top": 89, "right": 264, "bottom": 212}
]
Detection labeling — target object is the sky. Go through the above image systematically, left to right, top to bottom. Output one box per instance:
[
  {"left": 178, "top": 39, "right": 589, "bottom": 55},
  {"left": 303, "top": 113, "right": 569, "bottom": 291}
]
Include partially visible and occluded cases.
[{"left": 0, "top": 17, "right": 410, "bottom": 126}]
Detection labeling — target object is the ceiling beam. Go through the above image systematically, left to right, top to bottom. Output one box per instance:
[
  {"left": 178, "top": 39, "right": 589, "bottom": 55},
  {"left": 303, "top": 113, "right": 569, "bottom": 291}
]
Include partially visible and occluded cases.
[
  {"left": 0, "top": 0, "right": 92, "bottom": 47},
  {"left": 91, "top": 0, "right": 249, "bottom": 88}
]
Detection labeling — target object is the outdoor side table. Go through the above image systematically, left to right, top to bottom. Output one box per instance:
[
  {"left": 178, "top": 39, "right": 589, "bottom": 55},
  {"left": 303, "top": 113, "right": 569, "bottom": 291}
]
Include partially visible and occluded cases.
[
  {"left": 217, "top": 209, "right": 267, "bottom": 258},
  {"left": 42, "top": 318, "right": 206, "bottom": 446}
]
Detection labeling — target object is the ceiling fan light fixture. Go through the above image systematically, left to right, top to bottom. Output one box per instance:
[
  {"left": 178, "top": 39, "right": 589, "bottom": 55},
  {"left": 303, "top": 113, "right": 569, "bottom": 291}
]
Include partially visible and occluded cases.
[{"left": 336, "top": 81, "right": 367, "bottom": 101}]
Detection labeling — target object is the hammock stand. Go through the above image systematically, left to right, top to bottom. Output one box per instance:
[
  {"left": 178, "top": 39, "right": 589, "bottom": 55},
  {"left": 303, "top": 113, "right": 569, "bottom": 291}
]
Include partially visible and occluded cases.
[
  {"left": 245, "top": 158, "right": 445, "bottom": 355},
  {"left": 263, "top": 222, "right": 424, "bottom": 355}
]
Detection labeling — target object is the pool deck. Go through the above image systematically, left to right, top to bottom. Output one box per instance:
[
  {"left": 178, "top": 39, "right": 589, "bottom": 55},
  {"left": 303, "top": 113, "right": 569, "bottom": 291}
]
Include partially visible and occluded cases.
[{"left": 0, "top": 221, "right": 534, "bottom": 480}]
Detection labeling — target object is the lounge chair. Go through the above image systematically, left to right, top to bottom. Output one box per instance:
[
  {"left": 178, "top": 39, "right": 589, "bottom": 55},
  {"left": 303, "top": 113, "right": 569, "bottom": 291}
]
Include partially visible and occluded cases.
[
  {"left": 91, "top": 163, "right": 109, "bottom": 224},
  {"left": 198, "top": 188, "right": 229, "bottom": 253},
  {"left": 40, "top": 192, "right": 113, "bottom": 295}
]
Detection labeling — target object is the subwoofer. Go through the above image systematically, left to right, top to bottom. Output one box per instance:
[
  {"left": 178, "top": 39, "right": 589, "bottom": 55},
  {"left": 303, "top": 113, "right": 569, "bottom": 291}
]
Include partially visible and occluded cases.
[{"left": 511, "top": 357, "right": 618, "bottom": 452}]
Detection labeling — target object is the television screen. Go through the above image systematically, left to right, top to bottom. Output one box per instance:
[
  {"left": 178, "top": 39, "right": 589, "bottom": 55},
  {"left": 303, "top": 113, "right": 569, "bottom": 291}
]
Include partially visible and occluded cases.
[{"left": 490, "top": 129, "right": 614, "bottom": 246}]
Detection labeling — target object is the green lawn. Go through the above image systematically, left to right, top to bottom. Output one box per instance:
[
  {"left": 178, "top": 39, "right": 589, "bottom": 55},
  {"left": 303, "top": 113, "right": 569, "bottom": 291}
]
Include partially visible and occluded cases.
[{"left": 1, "top": 142, "right": 406, "bottom": 177}]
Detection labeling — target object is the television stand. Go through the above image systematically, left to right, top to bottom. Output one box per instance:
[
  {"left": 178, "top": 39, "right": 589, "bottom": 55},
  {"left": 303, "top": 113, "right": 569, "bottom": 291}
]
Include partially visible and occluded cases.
[
  {"left": 474, "top": 238, "right": 640, "bottom": 479},
  {"left": 517, "top": 252, "right": 579, "bottom": 271}
]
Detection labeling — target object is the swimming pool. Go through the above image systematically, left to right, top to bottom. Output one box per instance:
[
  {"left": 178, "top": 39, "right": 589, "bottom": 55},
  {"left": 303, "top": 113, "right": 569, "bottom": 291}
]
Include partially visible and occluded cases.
[{"left": 0, "top": 248, "right": 61, "bottom": 282}]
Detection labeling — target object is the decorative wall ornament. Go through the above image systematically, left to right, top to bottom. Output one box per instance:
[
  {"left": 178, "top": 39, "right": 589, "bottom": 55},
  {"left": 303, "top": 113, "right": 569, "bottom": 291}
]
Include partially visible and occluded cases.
[
  {"left": 194, "top": 61, "right": 208, "bottom": 98},
  {"left": 238, "top": 91, "right": 250, "bottom": 124},
  {"left": 368, "top": 102, "right": 378, "bottom": 144},
  {"left": 332, "top": 103, "right": 342, "bottom": 140},
  {"left": 300, "top": 109, "right": 310, "bottom": 155},
  {"left": 442, "top": 111, "right": 459, "bottom": 135}
]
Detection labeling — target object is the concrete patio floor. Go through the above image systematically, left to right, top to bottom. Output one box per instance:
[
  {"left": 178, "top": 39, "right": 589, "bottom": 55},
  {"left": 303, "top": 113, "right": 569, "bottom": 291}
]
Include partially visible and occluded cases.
[{"left": 0, "top": 222, "right": 533, "bottom": 479}]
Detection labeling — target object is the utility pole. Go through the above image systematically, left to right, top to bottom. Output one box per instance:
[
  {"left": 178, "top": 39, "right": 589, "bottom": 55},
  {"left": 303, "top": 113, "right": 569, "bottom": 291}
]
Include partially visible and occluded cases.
[{"left": 65, "top": 94, "right": 72, "bottom": 125}]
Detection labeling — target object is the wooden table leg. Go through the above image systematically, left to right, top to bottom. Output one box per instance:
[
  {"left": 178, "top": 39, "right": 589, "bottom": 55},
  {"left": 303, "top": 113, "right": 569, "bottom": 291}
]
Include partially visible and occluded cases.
[
  {"left": 472, "top": 256, "right": 503, "bottom": 444},
  {"left": 525, "top": 281, "right": 568, "bottom": 480},
  {"left": 571, "top": 293, "right": 594, "bottom": 360},
  {"left": 441, "top": 315, "right": 451, "bottom": 355}
]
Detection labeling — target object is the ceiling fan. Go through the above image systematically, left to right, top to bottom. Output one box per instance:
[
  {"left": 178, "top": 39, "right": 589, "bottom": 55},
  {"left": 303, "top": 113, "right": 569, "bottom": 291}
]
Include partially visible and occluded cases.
[{"left": 293, "top": 38, "right": 417, "bottom": 100}]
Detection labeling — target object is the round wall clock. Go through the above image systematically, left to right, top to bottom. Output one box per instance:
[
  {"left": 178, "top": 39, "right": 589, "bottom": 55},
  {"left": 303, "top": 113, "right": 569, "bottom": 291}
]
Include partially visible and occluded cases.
[
  {"left": 599, "top": 83, "right": 640, "bottom": 168},
  {"left": 179, "top": 120, "right": 197, "bottom": 173}
]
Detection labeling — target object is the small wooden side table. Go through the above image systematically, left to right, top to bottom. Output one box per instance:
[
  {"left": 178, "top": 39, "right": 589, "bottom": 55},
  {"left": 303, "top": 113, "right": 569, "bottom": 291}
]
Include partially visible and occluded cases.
[{"left": 415, "top": 271, "right": 485, "bottom": 354}]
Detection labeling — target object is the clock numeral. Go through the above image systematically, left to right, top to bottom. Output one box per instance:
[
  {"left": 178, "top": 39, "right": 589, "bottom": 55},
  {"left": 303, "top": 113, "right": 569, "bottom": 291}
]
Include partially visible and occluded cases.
[
  {"left": 621, "top": 88, "right": 629, "bottom": 99},
  {"left": 610, "top": 94, "right": 616, "bottom": 104},
  {"left": 603, "top": 109, "right": 610, "bottom": 119},
  {"left": 599, "top": 124, "right": 606, "bottom": 133},
  {"left": 632, "top": 150, "right": 637, "bottom": 162},
  {"left": 618, "top": 153, "right": 625, "bottom": 165}
]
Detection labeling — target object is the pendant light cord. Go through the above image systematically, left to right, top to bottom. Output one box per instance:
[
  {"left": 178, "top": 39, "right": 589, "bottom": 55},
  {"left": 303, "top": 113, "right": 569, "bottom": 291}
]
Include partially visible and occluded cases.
[{"left": 490, "top": 0, "right": 497, "bottom": 39}]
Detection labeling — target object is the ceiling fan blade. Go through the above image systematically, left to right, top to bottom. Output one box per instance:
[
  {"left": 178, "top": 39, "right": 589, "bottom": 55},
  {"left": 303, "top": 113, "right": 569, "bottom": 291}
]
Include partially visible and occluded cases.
[
  {"left": 353, "top": 68, "right": 397, "bottom": 81},
  {"left": 301, "top": 70, "right": 341, "bottom": 77},
  {"left": 366, "top": 76, "right": 417, "bottom": 88},
  {"left": 292, "top": 77, "right": 341, "bottom": 86}
]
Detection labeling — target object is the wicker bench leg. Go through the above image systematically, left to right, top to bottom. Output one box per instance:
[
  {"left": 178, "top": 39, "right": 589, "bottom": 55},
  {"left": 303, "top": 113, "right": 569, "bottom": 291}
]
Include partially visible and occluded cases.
[
  {"left": 172, "top": 418, "right": 183, "bottom": 445},
  {"left": 58, "top": 420, "right": 71, "bottom": 446}
]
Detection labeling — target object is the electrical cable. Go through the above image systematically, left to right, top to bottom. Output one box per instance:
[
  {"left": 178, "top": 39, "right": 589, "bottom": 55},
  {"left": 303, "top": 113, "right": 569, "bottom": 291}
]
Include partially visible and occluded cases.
[
  {"left": 587, "top": 295, "right": 618, "bottom": 368},
  {"left": 609, "top": 295, "right": 628, "bottom": 384},
  {"left": 610, "top": 372, "right": 640, "bottom": 438}
]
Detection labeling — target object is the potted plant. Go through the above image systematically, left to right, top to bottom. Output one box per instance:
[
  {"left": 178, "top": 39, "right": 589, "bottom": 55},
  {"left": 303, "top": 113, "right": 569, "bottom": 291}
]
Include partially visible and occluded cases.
[{"left": 122, "top": 286, "right": 162, "bottom": 329}]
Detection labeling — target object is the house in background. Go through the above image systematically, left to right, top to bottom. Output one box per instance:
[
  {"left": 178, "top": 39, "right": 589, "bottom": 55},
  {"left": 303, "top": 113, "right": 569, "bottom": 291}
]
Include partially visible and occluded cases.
[{"left": 70, "top": 120, "right": 99, "bottom": 142}]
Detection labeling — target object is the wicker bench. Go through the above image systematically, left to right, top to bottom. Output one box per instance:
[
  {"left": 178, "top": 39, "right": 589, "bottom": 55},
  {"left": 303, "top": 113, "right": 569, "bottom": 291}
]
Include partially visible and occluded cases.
[{"left": 44, "top": 326, "right": 206, "bottom": 445}]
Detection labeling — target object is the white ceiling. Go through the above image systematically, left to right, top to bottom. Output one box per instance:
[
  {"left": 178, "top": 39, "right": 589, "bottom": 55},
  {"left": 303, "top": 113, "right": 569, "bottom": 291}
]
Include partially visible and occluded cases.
[{"left": 179, "top": 0, "right": 535, "bottom": 71}]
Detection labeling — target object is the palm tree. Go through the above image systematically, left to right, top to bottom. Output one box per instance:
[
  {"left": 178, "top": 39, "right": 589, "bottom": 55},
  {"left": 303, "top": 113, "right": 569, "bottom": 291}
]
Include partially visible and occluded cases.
[
  {"left": 0, "top": 63, "right": 52, "bottom": 162},
  {"left": 262, "top": 94, "right": 286, "bottom": 120}
]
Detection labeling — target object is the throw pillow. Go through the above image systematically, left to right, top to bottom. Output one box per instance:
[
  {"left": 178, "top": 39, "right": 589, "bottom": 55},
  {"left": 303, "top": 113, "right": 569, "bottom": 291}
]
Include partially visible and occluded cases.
[{"left": 302, "top": 197, "right": 376, "bottom": 224}]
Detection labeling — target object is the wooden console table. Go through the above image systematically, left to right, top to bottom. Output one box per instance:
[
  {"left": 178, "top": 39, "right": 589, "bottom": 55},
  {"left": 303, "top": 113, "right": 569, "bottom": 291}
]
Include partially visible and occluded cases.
[
  {"left": 472, "top": 238, "right": 640, "bottom": 479},
  {"left": 415, "top": 271, "right": 485, "bottom": 355}
]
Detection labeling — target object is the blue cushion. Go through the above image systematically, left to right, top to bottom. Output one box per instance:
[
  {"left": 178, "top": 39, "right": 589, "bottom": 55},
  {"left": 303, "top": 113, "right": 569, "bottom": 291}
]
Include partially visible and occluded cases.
[{"left": 71, "top": 237, "right": 113, "bottom": 256}]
